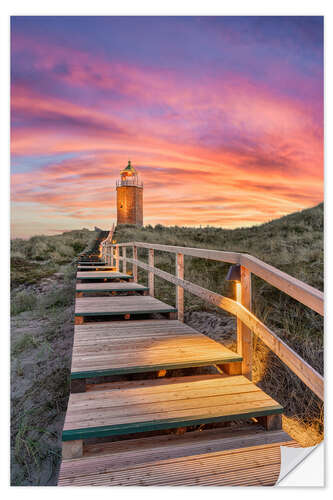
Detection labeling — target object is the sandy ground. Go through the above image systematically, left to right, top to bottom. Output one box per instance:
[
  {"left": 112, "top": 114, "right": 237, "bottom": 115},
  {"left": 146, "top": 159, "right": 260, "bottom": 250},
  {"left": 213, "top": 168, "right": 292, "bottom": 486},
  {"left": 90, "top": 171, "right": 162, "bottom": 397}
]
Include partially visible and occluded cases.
[{"left": 11, "top": 275, "right": 74, "bottom": 485}]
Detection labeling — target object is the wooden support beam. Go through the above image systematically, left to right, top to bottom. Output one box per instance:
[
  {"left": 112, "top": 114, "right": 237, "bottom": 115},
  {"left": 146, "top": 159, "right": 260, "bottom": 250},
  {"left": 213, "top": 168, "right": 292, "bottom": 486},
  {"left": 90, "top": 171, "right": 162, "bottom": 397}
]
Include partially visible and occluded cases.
[
  {"left": 148, "top": 249, "right": 154, "bottom": 297},
  {"left": 176, "top": 253, "right": 184, "bottom": 322},
  {"left": 237, "top": 266, "right": 253, "bottom": 380},
  {"left": 168, "top": 311, "right": 177, "bottom": 320},
  {"left": 74, "top": 316, "right": 84, "bottom": 325},
  {"left": 220, "top": 362, "right": 242, "bottom": 376},
  {"left": 71, "top": 378, "right": 86, "bottom": 393},
  {"left": 258, "top": 414, "right": 282, "bottom": 431},
  {"left": 62, "top": 440, "right": 83, "bottom": 460}
]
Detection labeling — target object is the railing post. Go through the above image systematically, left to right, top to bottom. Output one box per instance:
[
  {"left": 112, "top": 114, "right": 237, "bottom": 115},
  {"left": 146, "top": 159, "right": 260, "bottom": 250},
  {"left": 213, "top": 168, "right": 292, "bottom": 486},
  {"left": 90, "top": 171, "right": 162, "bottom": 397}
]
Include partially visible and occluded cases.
[
  {"left": 107, "top": 244, "right": 111, "bottom": 265},
  {"left": 115, "top": 244, "right": 119, "bottom": 272},
  {"left": 111, "top": 245, "right": 114, "bottom": 268},
  {"left": 133, "top": 245, "right": 138, "bottom": 282},
  {"left": 123, "top": 246, "right": 127, "bottom": 274},
  {"left": 148, "top": 249, "right": 154, "bottom": 296},
  {"left": 176, "top": 253, "right": 184, "bottom": 322},
  {"left": 237, "top": 266, "right": 252, "bottom": 380}
]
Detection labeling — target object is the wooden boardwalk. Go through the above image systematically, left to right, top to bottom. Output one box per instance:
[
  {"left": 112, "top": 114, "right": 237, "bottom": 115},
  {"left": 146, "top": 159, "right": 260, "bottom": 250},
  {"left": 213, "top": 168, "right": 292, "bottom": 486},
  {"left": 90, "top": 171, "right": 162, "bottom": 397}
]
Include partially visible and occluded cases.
[{"left": 57, "top": 249, "right": 304, "bottom": 486}]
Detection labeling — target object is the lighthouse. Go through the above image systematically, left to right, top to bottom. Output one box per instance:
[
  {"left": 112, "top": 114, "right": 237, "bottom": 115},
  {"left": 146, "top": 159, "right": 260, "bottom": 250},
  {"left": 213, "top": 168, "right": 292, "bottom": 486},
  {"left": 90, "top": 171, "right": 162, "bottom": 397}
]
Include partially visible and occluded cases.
[{"left": 116, "top": 161, "right": 143, "bottom": 226}]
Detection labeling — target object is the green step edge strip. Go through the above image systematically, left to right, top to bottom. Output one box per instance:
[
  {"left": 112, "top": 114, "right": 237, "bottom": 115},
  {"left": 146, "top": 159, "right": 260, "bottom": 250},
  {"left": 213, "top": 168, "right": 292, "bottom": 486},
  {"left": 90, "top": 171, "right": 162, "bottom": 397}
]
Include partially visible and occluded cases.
[
  {"left": 75, "top": 286, "right": 149, "bottom": 292},
  {"left": 74, "top": 308, "right": 177, "bottom": 316},
  {"left": 70, "top": 356, "right": 243, "bottom": 379},
  {"left": 62, "top": 405, "right": 283, "bottom": 441}
]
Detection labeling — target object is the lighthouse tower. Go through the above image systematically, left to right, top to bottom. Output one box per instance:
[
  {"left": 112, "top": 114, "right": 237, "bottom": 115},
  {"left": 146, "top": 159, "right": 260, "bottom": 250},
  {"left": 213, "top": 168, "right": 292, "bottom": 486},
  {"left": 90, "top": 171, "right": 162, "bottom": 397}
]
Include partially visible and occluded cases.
[{"left": 116, "top": 161, "right": 143, "bottom": 226}]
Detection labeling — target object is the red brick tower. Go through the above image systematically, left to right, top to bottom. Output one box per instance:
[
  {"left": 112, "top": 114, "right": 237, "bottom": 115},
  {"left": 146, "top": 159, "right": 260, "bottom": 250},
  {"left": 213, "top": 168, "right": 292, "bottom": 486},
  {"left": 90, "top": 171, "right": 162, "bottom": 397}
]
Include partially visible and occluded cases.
[{"left": 116, "top": 161, "right": 143, "bottom": 226}]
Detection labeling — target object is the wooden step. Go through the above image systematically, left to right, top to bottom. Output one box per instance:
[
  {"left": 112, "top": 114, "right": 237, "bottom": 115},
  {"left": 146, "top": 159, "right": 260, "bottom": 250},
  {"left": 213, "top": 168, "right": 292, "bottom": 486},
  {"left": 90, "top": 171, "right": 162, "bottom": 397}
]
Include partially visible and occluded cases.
[
  {"left": 78, "top": 261, "right": 105, "bottom": 265},
  {"left": 77, "top": 266, "right": 115, "bottom": 271},
  {"left": 76, "top": 271, "right": 132, "bottom": 282},
  {"left": 75, "top": 282, "right": 149, "bottom": 295},
  {"left": 74, "top": 296, "right": 177, "bottom": 323},
  {"left": 70, "top": 320, "right": 242, "bottom": 387},
  {"left": 62, "top": 374, "right": 283, "bottom": 452},
  {"left": 58, "top": 425, "right": 297, "bottom": 486}
]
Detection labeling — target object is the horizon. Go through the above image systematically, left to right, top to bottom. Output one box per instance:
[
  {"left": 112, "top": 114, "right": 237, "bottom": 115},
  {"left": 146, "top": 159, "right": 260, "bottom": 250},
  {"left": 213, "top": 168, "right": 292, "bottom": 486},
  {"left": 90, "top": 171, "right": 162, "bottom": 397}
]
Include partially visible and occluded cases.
[
  {"left": 11, "top": 16, "right": 323, "bottom": 238},
  {"left": 11, "top": 201, "right": 323, "bottom": 240}
]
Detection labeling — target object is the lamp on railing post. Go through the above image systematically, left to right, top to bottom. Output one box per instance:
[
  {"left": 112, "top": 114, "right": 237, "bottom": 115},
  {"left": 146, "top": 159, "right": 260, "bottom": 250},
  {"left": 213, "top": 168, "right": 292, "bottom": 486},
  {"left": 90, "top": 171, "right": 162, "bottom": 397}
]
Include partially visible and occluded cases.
[{"left": 226, "top": 264, "right": 252, "bottom": 380}]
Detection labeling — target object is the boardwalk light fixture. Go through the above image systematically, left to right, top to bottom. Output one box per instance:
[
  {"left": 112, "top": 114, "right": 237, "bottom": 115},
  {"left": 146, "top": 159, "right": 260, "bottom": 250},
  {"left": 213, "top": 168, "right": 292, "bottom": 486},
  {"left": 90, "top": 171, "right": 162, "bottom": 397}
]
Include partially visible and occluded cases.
[{"left": 225, "top": 264, "right": 241, "bottom": 282}]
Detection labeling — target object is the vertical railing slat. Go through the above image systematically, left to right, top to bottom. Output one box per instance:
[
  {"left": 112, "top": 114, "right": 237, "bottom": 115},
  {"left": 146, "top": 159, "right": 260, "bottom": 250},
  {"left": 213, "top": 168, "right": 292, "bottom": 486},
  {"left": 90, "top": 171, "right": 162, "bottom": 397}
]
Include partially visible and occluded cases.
[
  {"left": 115, "top": 245, "right": 119, "bottom": 272},
  {"left": 133, "top": 245, "right": 138, "bottom": 282},
  {"left": 123, "top": 246, "right": 127, "bottom": 274},
  {"left": 148, "top": 249, "right": 154, "bottom": 296},
  {"left": 176, "top": 253, "right": 184, "bottom": 322},
  {"left": 237, "top": 266, "right": 252, "bottom": 380}
]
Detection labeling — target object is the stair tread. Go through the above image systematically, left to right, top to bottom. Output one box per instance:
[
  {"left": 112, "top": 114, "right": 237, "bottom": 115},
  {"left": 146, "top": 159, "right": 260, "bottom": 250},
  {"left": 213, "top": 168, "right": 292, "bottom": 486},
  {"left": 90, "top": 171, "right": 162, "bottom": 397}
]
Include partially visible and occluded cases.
[
  {"left": 77, "top": 271, "right": 131, "bottom": 280},
  {"left": 76, "top": 282, "right": 148, "bottom": 292},
  {"left": 74, "top": 295, "right": 176, "bottom": 316},
  {"left": 71, "top": 319, "right": 242, "bottom": 377},
  {"left": 63, "top": 374, "right": 283, "bottom": 440},
  {"left": 58, "top": 426, "right": 297, "bottom": 486}
]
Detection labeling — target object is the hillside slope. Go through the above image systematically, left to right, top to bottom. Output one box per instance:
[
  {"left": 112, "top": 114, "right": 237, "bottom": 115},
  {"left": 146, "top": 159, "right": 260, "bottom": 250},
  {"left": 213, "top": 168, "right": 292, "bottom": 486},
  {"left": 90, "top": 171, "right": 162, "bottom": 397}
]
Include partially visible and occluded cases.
[{"left": 116, "top": 202, "right": 323, "bottom": 290}]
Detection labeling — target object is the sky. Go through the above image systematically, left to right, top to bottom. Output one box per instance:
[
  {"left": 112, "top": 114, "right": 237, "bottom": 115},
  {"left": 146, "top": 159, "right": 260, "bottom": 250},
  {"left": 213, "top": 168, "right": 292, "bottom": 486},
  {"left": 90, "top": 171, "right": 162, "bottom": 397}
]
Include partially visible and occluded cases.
[{"left": 10, "top": 16, "right": 323, "bottom": 238}]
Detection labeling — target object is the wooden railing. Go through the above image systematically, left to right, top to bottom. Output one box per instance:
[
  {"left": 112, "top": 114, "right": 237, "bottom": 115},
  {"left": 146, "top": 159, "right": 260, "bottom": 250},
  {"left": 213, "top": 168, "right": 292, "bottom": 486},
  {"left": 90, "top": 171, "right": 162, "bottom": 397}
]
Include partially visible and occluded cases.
[{"left": 100, "top": 240, "right": 324, "bottom": 401}]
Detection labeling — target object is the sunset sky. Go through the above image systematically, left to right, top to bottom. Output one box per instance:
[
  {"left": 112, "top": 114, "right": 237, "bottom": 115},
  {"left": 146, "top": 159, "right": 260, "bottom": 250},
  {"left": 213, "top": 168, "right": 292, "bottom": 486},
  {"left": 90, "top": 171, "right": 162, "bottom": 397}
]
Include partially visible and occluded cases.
[{"left": 11, "top": 16, "right": 323, "bottom": 238}]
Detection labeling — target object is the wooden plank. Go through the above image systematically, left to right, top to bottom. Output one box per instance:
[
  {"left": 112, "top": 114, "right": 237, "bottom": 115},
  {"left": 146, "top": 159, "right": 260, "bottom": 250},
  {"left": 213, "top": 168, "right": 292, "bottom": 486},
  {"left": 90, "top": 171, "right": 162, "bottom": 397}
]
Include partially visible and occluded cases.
[
  {"left": 115, "top": 241, "right": 240, "bottom": 264},
  {"left": 127, "top": 257, "right": 324, "bottom": 400},
  {"left": 77, "top": 262, "right": 105, "bottom": 265},
  {"left": 77, "top": 266, "right": 114, "bottom": 271},
  {"left": 76, "top": 271, "right": 131, "bottom": 280},
  {"left": 75, "top": 282, "right": 148, "bottom": 292},
  {"left": 74, "top": 295, "right": 176, "bottom": 316},
  {"left": 58, "top": 427, "right": 295, "bottom": 485},
  {"left": 59, "top": 441, "right": 298, "bottom": 486}
]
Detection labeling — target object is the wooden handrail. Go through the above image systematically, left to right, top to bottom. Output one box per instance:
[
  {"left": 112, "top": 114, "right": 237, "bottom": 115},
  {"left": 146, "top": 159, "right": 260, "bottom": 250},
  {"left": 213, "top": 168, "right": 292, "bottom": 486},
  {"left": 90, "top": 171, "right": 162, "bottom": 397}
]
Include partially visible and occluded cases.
[
  {"left": 101, "top": 237, "right": 324, "bottom": 400},
  {"left": 107, "top": 241, "right": 323, "bottom": 316},
  {"left": 126, "top": 256, "right": 324, "bottom": 401}
]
